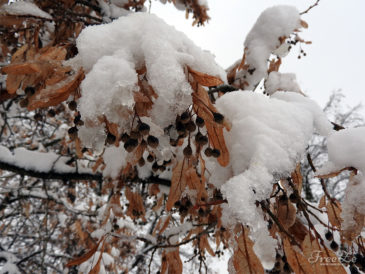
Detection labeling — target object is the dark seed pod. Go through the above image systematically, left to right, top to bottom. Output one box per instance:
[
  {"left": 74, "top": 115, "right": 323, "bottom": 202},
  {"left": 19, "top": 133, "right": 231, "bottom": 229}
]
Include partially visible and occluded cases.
[
  {"left": 24, "top": 86, "right": 35, "bottom": 96},
  {"left": 19, "top": 98, "right": 29, "bottom": 108},
  {"left": 68, "top": 100, "right": 77, "bottom": 111},
  {"left": 47, "top": 109, "right": 56, "bottom": 117},
  {"left": 180, "top": 111, "right": 190, "bottom": 123},
  {"left": 213, "top": 112, "right": 224, "bottom": 124},
  {"left": 34, "top": 113, "right": 42, "bottom": 121},
  {"left": 196, "top": 116, "right": 205, "bottom": 127},
  {"left": 176, "top": 121, "right": 186, "bottom": 135},
  {"left": 186, "top": 121, "right": 196, "bottom": 132},
  {"left": 138, "top": 123, "right": 150, "bottom": 135},
  {"left": 68, "top": 127, "right": 78, "bottom": 141},
  {"left": 106, "top": 133, "right": 116, "bottom": 145},
  {"left": 120, "top": 133, "right": 129, "bottom": 143},
  {"left": 196, "top": 134, "right": 208, "bottom": 146},
  {"left": 147, "top": 135, "right": 159, "bottom": 148},
  {"left": 124, "top": 138, "right": 138, "bottom": 152},
  {"left": 170, "top": 138, "right": 178, "bottom": 147},
  {"left": 183, "top": 145, "right": 192, "bottom": 157},
  {"left": 204, "top": 147, "right": 213, "bottom": 157},
  {"left": 211, "top": 148, "right": 221, "bottom": 158},
  {"left": 147, "top": 154, "right": 154, "bottom": 162},
  {"left": 138, "top": 157, "right": 145, "bottom": 167},
  {"left": 152, "top": 162, "right": 159, "bottom": 172},
  {"left": 158, "top": 165, "right": 166, "bottom": 172},
  {"left": 289, "top": 193, "right": 298, "bottom": 203},
  {"left": 279, "top": 194, "right": 288, "bottom": 203},
  {"left": 174, "top": 201, "right": 181, "bottom": 208},
  {"left": 179, "top": 206, "right": 188, "bottom": 215},
  {"left": 198, "top": 208, "right": 206, "bottom": 217},
  {"left": 325, "top": 231, "right": 333, "bottom": 241},
  {"left": 330, "top": 241, "right": 339, "bottom": 252}
]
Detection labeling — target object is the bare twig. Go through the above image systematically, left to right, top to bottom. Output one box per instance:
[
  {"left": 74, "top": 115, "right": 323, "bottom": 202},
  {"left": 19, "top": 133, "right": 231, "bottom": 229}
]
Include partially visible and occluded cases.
[{"left": 300, "top": 0, "right": 321, "bottom": 15}]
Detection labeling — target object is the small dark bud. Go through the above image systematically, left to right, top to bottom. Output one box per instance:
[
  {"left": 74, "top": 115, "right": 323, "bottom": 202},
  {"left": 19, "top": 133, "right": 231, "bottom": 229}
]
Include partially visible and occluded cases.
[
  {"left": 24, "top": 86, "right": 35, "bottom": 96},
  {"left": 19, "top": 98, "right": 29, "bottom": 108},
  {"left": 68, "top": 100, "right": 77, "bottom": 111},
  {"left": 47, "top": 109, "right": 56, "bottom": 117},
  {"left": 180, "top": 111, "right": 190, "bottom": 123},
  {"left": 213, "top": 112, "right": 224, "bottom": 124},
  {"left": 34, "top": 113, "right": 42, "bottom": 121},
  {"left": 196, "top": 116, "right": 205, "bottom": 127},
  {"left": 176, "top": 121, "right": 186, "bottom": 135},
  {"left": 185, "top": 121, "right": 196, "bottom": 132},
  {"left": 138, "top": 123, "right": 150, "bottom": 135},
  {"left": 68, "top": 127, "right": 78, "bottom": 140},
  {"left": 130, "top": 130, "right": 141, "bottom": 139},
  {"left": 106, "top": 133, "right": 116, "bottom": 145},
  {"left": 120, "top": 133, "right": 129, "bottom": 143},
  {"left": 196, "top": 134, "right": 208, "bottom": 146},
  {"left": 147, "top": 135, "right": 159, "bottom": 148},
  {"left": 124, "top": 138, "right": 138, "bottom": 152},
  {"left": 183, "top": 145, "right": 193, "bottom": 157},
  {"left": 204, "top": 147, "right": 213, "bottom": 157},
  {"left": 211, "top": 148, "right": 221, "bottom": 158},
  {"left": 147, "top": 154, "right": 154, "bottom": 162},
  {"left": 152, "top": 162, "right": 159, "bottom": 172},
  {"left": 289, "top": 193, "right": 298, "bottom": 203},
  {"left": 325, "top": 231, "right": 333, "bottom": 241},
  {"left": 330, "top": 241, "right": 339, "bottom": 251}
]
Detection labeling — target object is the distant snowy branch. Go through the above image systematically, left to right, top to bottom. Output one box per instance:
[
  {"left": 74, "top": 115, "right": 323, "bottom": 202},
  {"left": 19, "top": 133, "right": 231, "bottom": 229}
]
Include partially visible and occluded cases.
[{"left": 0, "top": 160, "right": 102, "bottom": 182}]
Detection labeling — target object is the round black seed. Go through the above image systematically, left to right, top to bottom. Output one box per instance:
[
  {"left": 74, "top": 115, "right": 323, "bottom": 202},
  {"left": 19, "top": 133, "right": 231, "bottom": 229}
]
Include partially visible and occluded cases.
[
  {"left": 24, "top": 86, "right": 35, "bottom": 96},
  {"left": 19, "top": 98, "right": 29, "bottom": 108},
  {"left": 68, "top": 101, "right": 77, "bottom": 111},
  {"left": 180, "top": 111, "right": 190, "bottom": 123},
  {"left": 213, "top": 112, "right": 224, "bottom": 124},
  {"left": 196, "top": 116, "right": 205, "bottom": 127},
  {"left": 186, "top": 121, "right": 196, "bottom": 132},
  {"left": 138, "top": 123, "right": 150, "bottom": 135},
  {"left": 106, "top": 133, "right": 116, "bottom": 144},
  {"left": 120, "top": 133, "right": 129, "bottom": 143},
  {"left": 147, "top": 135, "right": 159, "bottom": 148},
  {"left": 124, "top": 138, "right": 138, "bottom": 152},
  {"left": 183, "top": 145, "right": 192, "bottom": 157},
  {"left": 204, "top": 147, "right": 213, "bottom": 157},
  {"left": 211, "top": 148, "right": 221, "bottom": 158},
  {"left": 147, "top": 154, "right": 154, "bottom": 162}
]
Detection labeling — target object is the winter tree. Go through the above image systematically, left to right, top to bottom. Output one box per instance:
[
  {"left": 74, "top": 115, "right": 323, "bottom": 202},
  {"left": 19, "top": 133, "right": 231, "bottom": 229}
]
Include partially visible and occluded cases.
[{"left": 0, "top": 0, "right": 364, "bottom": 273}]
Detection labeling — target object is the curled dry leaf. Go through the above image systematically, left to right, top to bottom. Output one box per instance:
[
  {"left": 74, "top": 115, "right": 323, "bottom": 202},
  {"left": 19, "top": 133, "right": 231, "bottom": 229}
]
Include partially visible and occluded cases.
[
  {"left": 187, "top": 66, "right": 224, "bottom": 87},
  {"left": 27, "top": 69, "right": 84, "bottom": 110},
  {"left": 192, "top": 85, "right": 229, "bottom": 166},
  {"left": 166, "top": 159, "right": 187, "bottom": 211},
  {"left": 291, "top": 163, "right": 303, "bottom": 194},
  {"left": 125, "top": 187, "right": 146, "bottom": 221},
  {"left": 277, "top": 198, "right": 296, "bottom": 229},
  {"left": 326, "top": 199, "right": 342, "bottom": 229},
  {"left": 232, "top": 226, "right": 264, "bottom": 274},
  {"left": 66, "top": 236, "right": 105, "bottom": 267},
  {"left": 283, "top": 237, "right": 313, "bottom": 274},
  {"left": 161, "top": 249, "right": 183, "bottom": 274}
]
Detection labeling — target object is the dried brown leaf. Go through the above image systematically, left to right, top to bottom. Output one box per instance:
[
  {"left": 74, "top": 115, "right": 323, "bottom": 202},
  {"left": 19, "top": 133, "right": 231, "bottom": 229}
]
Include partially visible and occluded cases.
[
  {"left": 188, "top": 66, "right": 224, "bottom": 87},
  {"left": 166, "top": 159, "right": 187, "bottom": 211},
  {"left": 66, "top": 236, "right": 105, "bottom": 267}
]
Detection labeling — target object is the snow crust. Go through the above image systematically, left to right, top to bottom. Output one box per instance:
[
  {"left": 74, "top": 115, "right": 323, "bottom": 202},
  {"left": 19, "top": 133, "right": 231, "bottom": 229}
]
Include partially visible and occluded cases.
[
  {"left": 1, "top": 1, "right": 52, "bottom": 19},
  {"left": 243, "top": 6, "right": 301, "bottom": 89},
  {"left": 75, "top": 13, "right": 225, "bottom": 149},
  {"left": 265, "top": 71, "right": 301, "bottom": 95},
  {"left": 213, "top": 91, "right": 332, "bottom": 268},
  {"left": 317, "top": 127, "right": 365, "bottom": 231},
  {"left": 0, "top": 145, "right": 89, "bottom": 174},
  {"left": 103, "top": 145, "right": 127, "bottom": 179}
]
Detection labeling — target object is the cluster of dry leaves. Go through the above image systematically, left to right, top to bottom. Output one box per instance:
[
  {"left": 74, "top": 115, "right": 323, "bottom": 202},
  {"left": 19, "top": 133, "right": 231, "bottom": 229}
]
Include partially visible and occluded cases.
[{"left": 1, "top": 1, "right": 364, "bottom": 274}]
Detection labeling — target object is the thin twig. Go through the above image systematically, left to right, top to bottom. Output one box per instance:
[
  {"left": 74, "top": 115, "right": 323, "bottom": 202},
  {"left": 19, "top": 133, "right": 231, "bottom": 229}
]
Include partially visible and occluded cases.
[{"left": 300, "top": 0, "right": 321, "bottom": 15}]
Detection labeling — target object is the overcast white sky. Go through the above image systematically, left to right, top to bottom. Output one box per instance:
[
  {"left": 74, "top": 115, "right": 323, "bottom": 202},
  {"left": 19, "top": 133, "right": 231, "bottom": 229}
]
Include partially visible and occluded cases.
[{"left": 151, "top": 0, "right": 365, "bottom": 114}]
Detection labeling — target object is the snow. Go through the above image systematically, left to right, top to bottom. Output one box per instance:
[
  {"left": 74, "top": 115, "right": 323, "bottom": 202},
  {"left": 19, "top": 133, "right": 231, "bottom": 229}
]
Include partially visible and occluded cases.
[
  {"left": 1, "top": 1, "right": 52, "bottom": 19},
  {"left": 243, "top": 6, "right": 301, "bottom": 89},
  {"left": 75, "top": 12, "right": 225, "bottom": 150},
  {"left": 265, "top": 71, "right": 301, "bottom": 95},
  {"left": 212, "top": 90, "right": 332, "bottom": 268},
  {"left": 316, "top": 127, "right": 365, "bottom": 232},
  {"left": 0, "top": 145, "right": 87, "bottom": 174},
  {"left": 103, "top": 145, "right": 128, "bottom": 179}
]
